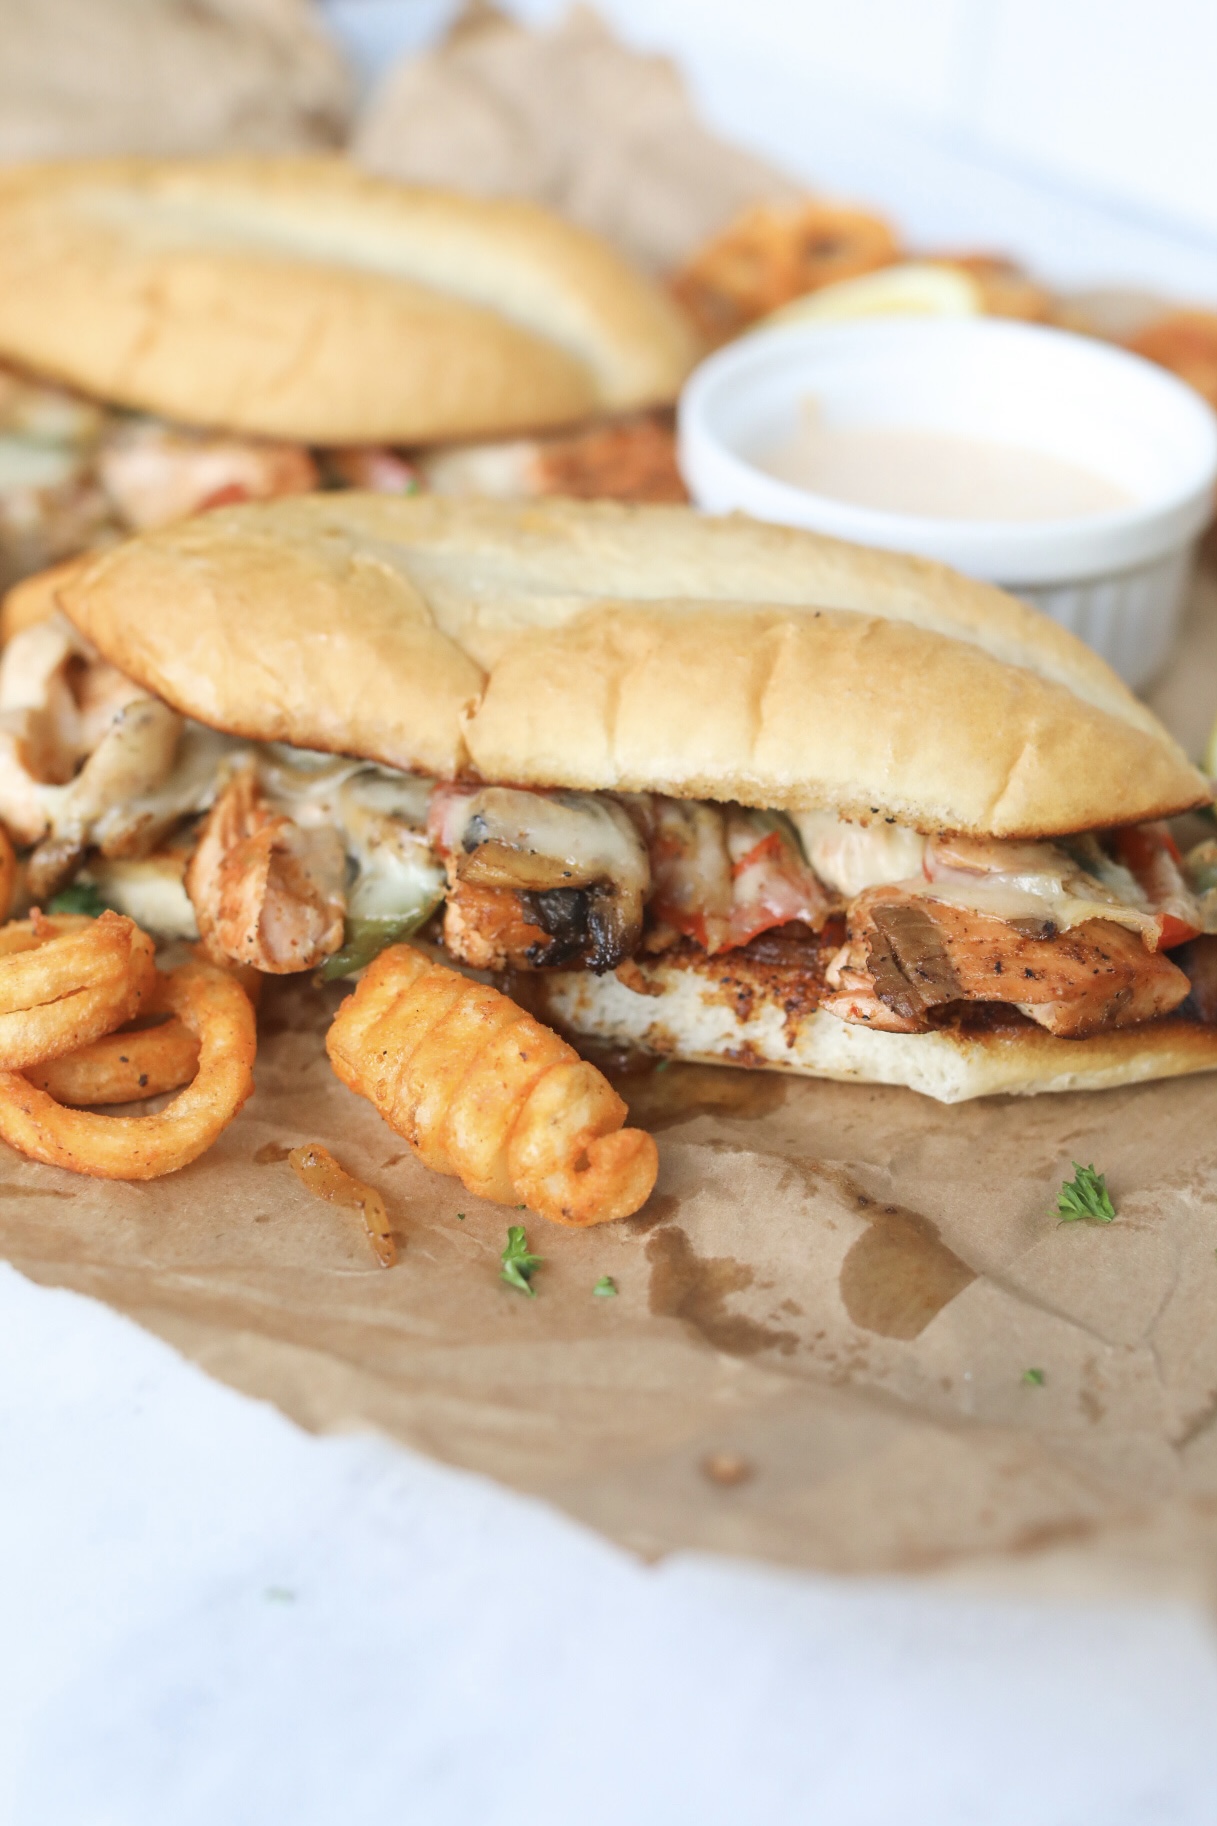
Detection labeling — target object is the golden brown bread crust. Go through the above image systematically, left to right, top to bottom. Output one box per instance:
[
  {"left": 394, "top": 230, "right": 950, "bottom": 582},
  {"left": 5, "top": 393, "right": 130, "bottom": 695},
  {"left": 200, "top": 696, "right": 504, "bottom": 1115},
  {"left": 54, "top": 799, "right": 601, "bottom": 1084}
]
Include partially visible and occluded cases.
[
  {"left": 0, "top": 158, "right": 696, "bottom": 442},
  {"left": 58, "top": 494, "right": 1209, "bottom": 834},
  {"left": 63, "top": 498, "right": 485, "bottom": 779},
  {"left": 0, "top": 552, "right": 93, "bottom": 645},
  {"left": 465, "top": 601, "right": 1203, "bottom": 834},
  {"left": 529, "top": 954, "right": 1217, "bottom": 1103}
]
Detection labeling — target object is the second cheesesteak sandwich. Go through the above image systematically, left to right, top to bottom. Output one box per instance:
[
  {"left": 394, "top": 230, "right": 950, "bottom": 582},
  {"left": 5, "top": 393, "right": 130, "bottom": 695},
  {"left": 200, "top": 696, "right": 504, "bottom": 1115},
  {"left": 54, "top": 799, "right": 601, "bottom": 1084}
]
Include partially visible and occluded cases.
[
  {"left": 0, "top": 157, "right": 695, "bottom": 589},
  {"left": 7, "top": 493, "right": 1217, "bottom": 1102}
]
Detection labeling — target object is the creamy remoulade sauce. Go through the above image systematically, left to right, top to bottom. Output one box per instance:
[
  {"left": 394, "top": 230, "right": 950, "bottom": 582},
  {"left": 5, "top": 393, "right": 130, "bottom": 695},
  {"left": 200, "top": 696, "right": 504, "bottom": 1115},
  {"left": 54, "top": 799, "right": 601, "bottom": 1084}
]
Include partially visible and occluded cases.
[{"left": 757, "top": 417, "right": 1131, "bottom": 521}]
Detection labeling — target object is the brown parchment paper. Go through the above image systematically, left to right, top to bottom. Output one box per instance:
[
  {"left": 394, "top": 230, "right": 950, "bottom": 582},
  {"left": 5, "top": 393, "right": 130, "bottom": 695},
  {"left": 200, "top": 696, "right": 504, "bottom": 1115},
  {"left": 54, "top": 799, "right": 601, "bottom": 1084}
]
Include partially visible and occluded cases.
[
  {"left": 0, "top": 0, "right": 352, "bottom": 163},
  {"left": 353, "top": 5, "right": 805, "bottom": 273},
  {"left": 2, "top": 569, "right": 1217, "bottom": 1604}
]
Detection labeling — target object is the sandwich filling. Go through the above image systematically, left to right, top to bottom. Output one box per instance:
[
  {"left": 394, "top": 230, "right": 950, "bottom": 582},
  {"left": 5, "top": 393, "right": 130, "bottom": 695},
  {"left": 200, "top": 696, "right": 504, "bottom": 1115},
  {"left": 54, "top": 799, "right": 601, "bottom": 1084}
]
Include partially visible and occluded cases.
[
  {"left": 0, "top": 363, "right": 683, "bottom": 588},
  {"left": 4, "top": 609, "right": 1216, "bottom": 1051}
]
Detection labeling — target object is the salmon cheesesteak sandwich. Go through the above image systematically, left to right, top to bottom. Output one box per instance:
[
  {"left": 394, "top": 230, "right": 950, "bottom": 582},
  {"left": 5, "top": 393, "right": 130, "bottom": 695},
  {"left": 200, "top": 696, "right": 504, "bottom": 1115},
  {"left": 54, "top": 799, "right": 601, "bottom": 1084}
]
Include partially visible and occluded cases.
[{"left": 9, "top": 492, "right": 1217, "bottom": 1106}]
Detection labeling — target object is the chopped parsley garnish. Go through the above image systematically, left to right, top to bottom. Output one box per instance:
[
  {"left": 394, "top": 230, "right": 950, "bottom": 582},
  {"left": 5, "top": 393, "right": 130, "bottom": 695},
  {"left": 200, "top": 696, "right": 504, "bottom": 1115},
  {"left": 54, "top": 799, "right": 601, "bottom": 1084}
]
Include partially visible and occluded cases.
[
  {"left": 47, "top": 882, "right": 106, "bottom": 918},
  {"left": 1055, "top": 1162, "right": 1116, "bottom": 1224},
  {"left": 500, "top": 1224, "right": 542, "bottom": 1296},
  {"left": 592, "top": 1275, "right": 617, "bottom": 1298},
  {"left": 1022, "top": 1367, "right": 1046, "bottom": 1387}
]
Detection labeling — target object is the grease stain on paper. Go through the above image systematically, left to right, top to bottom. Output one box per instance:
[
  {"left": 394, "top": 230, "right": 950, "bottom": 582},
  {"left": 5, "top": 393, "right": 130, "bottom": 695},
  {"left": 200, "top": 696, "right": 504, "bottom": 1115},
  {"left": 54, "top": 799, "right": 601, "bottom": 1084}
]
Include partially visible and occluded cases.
[
  {"left": 604, "top": 1057, "right": 787, "bottom": 1132},
  {"left": 254, "top": 1142, "right": 292, "bottom": 1165},
  {"left": 624, "top": 1191, "right": 681, "bottom": 1236},
  {"left": 839, "top": 1200, "right": 976, "bottom": 1340},
  {"left": 646, "top": 1225, "right": 798, "bottom": 1356}
]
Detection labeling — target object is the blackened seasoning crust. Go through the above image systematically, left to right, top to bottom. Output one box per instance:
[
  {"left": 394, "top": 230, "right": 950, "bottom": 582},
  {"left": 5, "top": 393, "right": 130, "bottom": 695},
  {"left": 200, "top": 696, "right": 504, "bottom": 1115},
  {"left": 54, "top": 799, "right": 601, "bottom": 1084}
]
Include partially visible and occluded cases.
[
  {"left": 520, "top": 885, "right": 630, "bottom": 971},
  {"left": 520, "top": 887, "right": 590, "bottom": 967},
  {"left": 648, "top": 921, "right": 841, "bottom": 1036}
]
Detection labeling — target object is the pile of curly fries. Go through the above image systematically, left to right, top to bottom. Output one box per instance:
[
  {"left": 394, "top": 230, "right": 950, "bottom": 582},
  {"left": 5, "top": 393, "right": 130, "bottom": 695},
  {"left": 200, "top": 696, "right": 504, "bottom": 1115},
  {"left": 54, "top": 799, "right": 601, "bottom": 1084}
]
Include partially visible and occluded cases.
[{"left": 0, "top": 859, "right": 257, "bottom": 1178}]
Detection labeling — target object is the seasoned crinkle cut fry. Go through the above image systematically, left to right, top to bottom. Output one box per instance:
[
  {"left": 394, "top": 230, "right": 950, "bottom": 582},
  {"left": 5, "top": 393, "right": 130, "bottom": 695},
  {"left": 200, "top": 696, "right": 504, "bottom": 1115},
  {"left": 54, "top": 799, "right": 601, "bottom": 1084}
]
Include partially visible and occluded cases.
[
  {"left": 0, "top": 910, "right": 156, "bottom": 1069},
  {"left": 327, "top": 945, "right": 658, "bottom": 1226},
  {"left": 396, "top": 986, "right": 524, "bottom": 1178},
  {"left": 438, "top": 1010, "right": 556, "bottom": 1202},
  {"left": 506, "top": 1059, "right": 654, "bottom": 1223}
]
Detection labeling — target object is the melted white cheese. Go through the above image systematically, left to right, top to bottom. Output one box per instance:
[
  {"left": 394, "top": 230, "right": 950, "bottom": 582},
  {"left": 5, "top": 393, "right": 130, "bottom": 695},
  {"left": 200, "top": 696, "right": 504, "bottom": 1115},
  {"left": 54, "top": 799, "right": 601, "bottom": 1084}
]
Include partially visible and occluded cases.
[
  {"left": 260, "top": 754, "right": 444, "bottom": 928},
  {"left": 793, "top": 811, "right": 928, "bottom": 898},
  {"left": 792, "top": 812, "right": 1164, "bottom": 945},
  {"left": 86, "top": 853, "right": 199, "bottom": 940}
]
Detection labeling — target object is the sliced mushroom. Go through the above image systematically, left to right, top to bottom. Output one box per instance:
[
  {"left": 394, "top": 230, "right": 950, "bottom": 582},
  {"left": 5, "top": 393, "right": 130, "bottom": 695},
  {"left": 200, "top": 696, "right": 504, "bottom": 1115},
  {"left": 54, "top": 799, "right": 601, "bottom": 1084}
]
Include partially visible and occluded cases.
[{"left": 430, "top": 785, "right": 650, "bottom": 971}]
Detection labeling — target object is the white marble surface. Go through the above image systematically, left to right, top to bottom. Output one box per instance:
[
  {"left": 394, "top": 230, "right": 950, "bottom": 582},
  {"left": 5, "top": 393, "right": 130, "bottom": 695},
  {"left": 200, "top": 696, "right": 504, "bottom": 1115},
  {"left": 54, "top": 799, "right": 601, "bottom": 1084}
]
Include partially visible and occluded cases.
[{"left": 4, "top": 1261, "right": 1217, "bottom": 1825}]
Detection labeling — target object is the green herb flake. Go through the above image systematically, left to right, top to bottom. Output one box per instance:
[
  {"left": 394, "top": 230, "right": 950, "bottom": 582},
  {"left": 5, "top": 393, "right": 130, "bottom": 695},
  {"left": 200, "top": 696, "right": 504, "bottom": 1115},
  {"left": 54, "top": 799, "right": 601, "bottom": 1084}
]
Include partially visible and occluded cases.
[
  {"left": 46, "top": 882, "right": 106, "bottom": 918},
  {"left": 1055, "top": 1162, "right": 1116, "bottom": 1224},
  {"left": 456, "top": 1212, "right": 466, "bottom": 1221},
  {"left": 500, "top": 1224, "right": 542, "bottom": 1296},
  {"left": 593, "top": 1275, "right": 618, "bottom": 1298},
  {"left": 1022, "top": 1367, "right": 1046, "bottom": 1387}
]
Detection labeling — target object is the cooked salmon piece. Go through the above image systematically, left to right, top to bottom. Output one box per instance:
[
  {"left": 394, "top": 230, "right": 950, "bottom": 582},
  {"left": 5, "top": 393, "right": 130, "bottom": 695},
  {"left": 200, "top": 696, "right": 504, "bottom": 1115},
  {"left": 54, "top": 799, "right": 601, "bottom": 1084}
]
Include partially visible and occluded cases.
[{"left": 823, "top": 887, "right": 1191, "bottom": 1039}]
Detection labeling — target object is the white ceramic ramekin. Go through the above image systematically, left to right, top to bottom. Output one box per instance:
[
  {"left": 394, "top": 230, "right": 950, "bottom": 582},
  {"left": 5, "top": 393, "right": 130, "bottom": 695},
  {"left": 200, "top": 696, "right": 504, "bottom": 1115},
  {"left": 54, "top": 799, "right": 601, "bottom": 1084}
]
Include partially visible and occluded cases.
[{"left": 678, "top": 317, "right": 1217, "bottom": 689}]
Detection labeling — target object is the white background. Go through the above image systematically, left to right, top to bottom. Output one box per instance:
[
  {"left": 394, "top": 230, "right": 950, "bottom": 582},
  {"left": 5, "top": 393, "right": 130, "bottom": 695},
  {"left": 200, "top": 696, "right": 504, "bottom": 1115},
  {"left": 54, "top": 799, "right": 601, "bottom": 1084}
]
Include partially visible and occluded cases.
[{"left": 7, "top": 6, "right": 1217, "bottom": 1822}]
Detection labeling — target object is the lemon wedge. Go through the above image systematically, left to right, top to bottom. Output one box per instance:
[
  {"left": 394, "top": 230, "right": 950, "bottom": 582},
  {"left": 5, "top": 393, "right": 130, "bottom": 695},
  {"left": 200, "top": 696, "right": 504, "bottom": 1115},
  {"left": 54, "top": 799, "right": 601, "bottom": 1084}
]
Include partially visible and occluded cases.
[{"left": 753, "top": 261, "right": 984, "bottom": 333}]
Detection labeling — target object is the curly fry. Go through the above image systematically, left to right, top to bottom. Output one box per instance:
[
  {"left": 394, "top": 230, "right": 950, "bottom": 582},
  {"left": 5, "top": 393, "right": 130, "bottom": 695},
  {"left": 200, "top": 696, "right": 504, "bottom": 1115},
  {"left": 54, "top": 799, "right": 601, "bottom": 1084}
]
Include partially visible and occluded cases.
[
  {"left": 672, "top": 201, "right": 899, "bottom": 342},
  {"left": 0, "top": 910, "right": 155, "bottom": 1069},
  {"left": 186, "top": 943, "right": 263, "bottom": 1009},
  {"left": 326, "top": 945, "right": 657, "bottom": 1226},
  {"left": 25, "top": 947, "right": 260, "bottom": 1105},
  {"left": 0, "top": 960, "right": 256, "bottom": 1178},
  {"left": 25, "top": 1016, "right": 200, "bottom": 1106}
]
